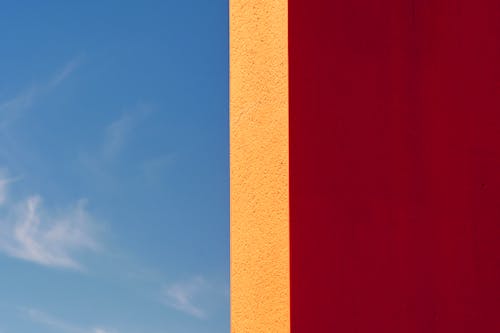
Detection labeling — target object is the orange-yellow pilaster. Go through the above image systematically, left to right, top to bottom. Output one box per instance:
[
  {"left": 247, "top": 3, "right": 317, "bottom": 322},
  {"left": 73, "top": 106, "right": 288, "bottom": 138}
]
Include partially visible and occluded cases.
[{"left": 230, "top": 0, "right": 290, "bottom": 332}]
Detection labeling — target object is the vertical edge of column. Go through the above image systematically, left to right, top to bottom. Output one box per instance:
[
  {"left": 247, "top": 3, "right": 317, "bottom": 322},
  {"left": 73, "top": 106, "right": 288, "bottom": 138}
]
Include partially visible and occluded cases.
[{"left": 230, "top": 0, "right": 290, "bottom": 332}]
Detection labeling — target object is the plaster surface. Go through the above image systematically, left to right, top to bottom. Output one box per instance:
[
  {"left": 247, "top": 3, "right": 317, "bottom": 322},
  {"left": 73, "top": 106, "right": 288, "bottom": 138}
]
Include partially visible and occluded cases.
[{"left": 230, "top": 0, "right": 290, "bottom": 332}]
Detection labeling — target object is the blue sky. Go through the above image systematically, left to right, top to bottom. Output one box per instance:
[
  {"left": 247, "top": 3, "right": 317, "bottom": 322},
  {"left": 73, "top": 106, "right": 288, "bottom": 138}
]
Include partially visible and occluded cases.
[{"left": 0, "top": 1, "right": 229, "bottom": 332}]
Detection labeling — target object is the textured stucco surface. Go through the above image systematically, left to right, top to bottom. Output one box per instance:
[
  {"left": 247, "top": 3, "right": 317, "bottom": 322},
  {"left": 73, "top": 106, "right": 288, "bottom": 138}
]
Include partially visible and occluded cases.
[{"left": 230, "top": 0, "right": 289, "bottom": 332}]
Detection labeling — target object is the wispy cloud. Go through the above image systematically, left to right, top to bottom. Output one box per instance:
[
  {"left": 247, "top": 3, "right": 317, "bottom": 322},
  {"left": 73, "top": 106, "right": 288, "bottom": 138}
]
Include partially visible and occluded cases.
[
  {"left": 0, "top": 57, "right": 82, "bottom": 129},
  {"left": 0, "top": 57, "right": 83, "bottom": 176},
  {"left": 49, "top": 57, "right": 82, "bottom": 88},
  {"left": 0, "top": 87, "right": 36, "bottom": 127},
  {"left": 101, "top": 103, "right": 152, "bottom": 161},
  {"left": 78, "top": 104, "right": 153, "bottom": 184},
  {"left": 102, "top": 113, "right": 136, "bottom": 160},
  {"left": 140, "top": 154, "right": 175, "bottom": 183},
  {"left": 0, "top": 168, "right": 22, "bottom": 206},
  {"left": 0, "top": 174, "right": 99, "bottom": 270},
  {"left": 0, "top": 174, "right": 11, "bottom": 206},
  {"left": 162, "top": 276, "right": 209, "bottom": 319},
  {"left": 21, "top": 307, "right": 116, "bottom": 333},
  {"left": 22, "top": 308, "right": 82, "bottom": 333}
]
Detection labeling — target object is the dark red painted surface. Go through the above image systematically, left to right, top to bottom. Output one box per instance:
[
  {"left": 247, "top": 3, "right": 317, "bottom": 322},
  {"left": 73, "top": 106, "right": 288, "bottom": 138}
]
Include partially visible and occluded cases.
[{"left": 289, "top": 0, "right": 499, "bottom": 332}]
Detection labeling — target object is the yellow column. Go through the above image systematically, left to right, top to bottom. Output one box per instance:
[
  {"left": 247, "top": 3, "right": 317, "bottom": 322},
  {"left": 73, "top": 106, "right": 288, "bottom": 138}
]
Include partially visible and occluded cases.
[{"left": 230, "top": 0, "right": 290, "bottom": 332}]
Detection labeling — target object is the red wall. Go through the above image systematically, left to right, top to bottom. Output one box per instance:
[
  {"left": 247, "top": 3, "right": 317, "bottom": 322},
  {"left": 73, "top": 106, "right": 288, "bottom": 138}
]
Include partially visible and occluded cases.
[{"left": 289, "top": 0, "right": 499, "bottom": 332}]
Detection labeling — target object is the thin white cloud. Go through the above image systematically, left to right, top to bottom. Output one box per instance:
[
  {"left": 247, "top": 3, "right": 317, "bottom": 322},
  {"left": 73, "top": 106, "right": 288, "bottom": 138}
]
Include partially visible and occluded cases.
[
  {"left": 0, "top": 57, "right": 81, "bottom": 129},
  {"left": 49, "top": 57, "right": 82, "bottom": 88},
  {"left": 0, "top": 87, "right": 37, "bottom": 129},
  {"left": 101, "top": 103, "right": 153, "bottom": 160},
  {"left": 78, "top": 104, "right": 153, "bottom": 184},
  {"left": 102, "top": 113, "right": 135, "bottom": 160},
  {"left": 140, "top": 154, "right": 175, "bottom": 183},
  {"left": 0, "top": 169, "right": 22, "bottom": 206},
  {"left": 0, "top": 175, "right": 99, "bottom": 270},
  {"left": 0, "top": 178, "right": 9, "bottom": 206},
  {"left": 162, "top": 276, "right": 208, "bottom": 319},
  {"left": 21, "top": 308, "right": 116, "bottom": 333},
  {"left": 22, "top": 308, "right": 83, "bottom": 333},
  {"left": 92, "top": 327, "right": 116, "bottom": 333}
]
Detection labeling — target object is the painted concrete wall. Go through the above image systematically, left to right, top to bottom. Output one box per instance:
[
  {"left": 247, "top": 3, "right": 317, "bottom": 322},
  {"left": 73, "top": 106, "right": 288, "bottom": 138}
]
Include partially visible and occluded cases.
[
  {"left": 230, "top": 0, "right": 289, "bottom": 332},
  {"left": 231, "top": 0, "right": 498, "bottom": 332},
  {"left": 289, "top": 0, "right": 499, "bottom": 332}
]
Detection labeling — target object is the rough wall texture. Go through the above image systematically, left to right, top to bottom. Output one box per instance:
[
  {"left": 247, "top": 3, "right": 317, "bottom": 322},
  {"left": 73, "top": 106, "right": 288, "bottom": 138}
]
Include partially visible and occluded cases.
[{"left": 230, "top": 0, "right": 289, "bottom": 332}]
